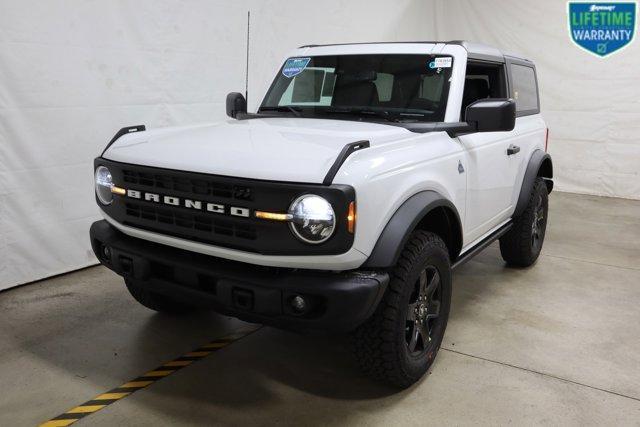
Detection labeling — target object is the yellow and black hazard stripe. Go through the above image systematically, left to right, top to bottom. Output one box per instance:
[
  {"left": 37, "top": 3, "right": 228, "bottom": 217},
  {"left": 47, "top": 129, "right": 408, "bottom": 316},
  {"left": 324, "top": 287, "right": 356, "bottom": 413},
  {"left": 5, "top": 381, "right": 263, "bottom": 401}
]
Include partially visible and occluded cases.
[{"left": 40, "top": 327, "right": 260, "bottom": 427}]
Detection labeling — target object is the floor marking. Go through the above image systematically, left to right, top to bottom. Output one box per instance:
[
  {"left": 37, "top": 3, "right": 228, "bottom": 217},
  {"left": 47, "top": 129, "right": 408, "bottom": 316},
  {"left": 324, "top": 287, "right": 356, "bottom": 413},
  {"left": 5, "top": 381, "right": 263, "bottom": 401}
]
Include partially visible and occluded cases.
[
  {"left": 39, "top": 326, "right": 261, "bottom": 426},
  {"left": 184, "top": 351, "right": 212, "bottom": 357},
  {"left": 163, "top": 360, "right": 193, "bottom": 367},
  {"left": 142, "top": 370, "right": 173, "bottom": 377},
  {"left": 120, "top": 380, "right": 154, "bottom": 388},
  {"left": 94, "top": 392, "right": 129, "bottom": 400},
  {"left": 67, "top": 405, "right": 106, "bottom": 414},
  {"left": 40, "top": 420, "right": 77, "bottom": 427}
]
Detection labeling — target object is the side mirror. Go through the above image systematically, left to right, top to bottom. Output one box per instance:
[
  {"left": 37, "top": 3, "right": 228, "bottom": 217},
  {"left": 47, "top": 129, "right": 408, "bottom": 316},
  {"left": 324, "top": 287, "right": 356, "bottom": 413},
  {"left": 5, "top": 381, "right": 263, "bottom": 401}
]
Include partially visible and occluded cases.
[
  {"left": 226, "top": 92, "right": 247, "bottom": 118},
  {"left": 465, "top": 98, "right": 516, "bottom": 133}
]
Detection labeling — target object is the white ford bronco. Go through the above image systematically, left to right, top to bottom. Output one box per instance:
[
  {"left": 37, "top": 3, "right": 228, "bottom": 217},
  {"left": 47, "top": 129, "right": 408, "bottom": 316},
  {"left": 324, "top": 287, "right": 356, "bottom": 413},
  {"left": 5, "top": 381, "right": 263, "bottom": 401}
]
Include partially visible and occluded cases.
[{"left": 91, "top": 41, "right": 553, "bottom": 387}]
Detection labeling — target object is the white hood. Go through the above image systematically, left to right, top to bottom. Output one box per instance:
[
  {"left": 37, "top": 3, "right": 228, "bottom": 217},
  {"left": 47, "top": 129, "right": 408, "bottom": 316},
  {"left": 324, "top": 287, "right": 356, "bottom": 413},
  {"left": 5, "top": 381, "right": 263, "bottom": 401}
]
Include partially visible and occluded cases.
[{"left": 103, "top": 118, "right": 413, "bottom": 183}]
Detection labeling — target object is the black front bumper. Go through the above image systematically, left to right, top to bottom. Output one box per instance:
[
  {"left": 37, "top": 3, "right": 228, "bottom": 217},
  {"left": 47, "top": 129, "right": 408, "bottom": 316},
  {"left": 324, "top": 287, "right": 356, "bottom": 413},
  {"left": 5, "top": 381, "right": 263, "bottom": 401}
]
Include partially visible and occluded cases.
[{"left": 90, "top": 220, "right": 388, "bottom": 331}]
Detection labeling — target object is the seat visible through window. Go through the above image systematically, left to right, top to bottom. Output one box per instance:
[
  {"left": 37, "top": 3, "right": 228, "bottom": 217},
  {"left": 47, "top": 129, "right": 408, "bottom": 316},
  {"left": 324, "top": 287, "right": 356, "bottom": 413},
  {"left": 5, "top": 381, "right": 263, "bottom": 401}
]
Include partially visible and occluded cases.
[
  {"left": 460, "top": 63, "right": 508, "bottom": 120},
  {"left": 461, "top": 78, "right": 490, "bottom": 115},
  {"left": 332, "top": 79, "right": 380, "bottom": 107}
]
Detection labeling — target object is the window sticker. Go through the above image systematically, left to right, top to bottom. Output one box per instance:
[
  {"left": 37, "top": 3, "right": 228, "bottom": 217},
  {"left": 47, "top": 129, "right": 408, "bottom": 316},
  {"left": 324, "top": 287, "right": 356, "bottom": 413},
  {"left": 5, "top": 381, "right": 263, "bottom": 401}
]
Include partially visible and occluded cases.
[
  {"left": 282, "top": 57, "right": 311, "bottom": 78},
  {"left": 428, "top": 57, "right": 452, "bottom": 69}
]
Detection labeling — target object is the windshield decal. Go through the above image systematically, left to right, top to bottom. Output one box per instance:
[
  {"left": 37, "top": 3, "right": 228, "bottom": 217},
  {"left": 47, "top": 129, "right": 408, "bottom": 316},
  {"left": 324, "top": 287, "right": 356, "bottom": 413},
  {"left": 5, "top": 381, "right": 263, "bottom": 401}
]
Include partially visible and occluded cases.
[
  {"left": 282, "top": 57, "right": 311, "bottom": 78},
  {"left": 428, "top": 57, "right": 452, "bottom": 69}
]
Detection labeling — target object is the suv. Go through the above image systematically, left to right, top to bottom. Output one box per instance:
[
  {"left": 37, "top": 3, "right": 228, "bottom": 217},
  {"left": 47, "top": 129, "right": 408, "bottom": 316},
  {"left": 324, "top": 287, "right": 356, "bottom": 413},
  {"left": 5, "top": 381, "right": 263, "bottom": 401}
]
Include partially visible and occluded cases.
[{"left": 90, "top": 41, "right": 552, "bottom": 388}]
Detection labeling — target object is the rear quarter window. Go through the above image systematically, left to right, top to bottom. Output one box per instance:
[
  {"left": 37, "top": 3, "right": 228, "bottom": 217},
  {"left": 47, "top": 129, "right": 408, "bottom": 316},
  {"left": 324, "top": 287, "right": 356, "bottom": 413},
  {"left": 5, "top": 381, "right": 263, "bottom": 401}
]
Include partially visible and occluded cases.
[{"left": 510, "top": 64, "right": 539, "bottom": 115}]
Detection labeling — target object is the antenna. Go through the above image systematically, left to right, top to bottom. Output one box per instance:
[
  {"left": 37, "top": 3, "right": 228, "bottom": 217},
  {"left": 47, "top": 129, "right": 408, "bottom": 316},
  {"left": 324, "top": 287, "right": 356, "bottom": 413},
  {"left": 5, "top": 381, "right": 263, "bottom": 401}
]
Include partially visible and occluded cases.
[{"left": 245, "top": 11, "right": 250, "bottom": 103}]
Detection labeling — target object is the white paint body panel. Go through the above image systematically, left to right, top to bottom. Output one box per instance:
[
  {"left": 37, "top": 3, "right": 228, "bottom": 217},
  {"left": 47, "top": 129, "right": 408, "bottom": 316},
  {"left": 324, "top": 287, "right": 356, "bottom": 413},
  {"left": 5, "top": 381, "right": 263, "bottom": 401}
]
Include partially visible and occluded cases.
[
  {"left": 101, "top": 43, "right": 546, "bottom": 270},
  {"left": 459, "top": 113, "right": 546, "bottom": 245},
  {"left": 104, "top": 118, "right": 414, "bottom": 183}
]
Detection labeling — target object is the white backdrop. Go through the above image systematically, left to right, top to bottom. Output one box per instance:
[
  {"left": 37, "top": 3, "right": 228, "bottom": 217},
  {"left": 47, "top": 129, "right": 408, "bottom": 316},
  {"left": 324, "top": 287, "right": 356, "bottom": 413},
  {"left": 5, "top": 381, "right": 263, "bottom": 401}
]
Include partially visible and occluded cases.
[
  {"left": 0, "top": 0, "right": 433, "bottom": 290},
  {"left": 2, "top": 0, "right": 639, "bottom": 290},
  {"left": 433, "top": 0, "right": 640, "bottom": 200}
]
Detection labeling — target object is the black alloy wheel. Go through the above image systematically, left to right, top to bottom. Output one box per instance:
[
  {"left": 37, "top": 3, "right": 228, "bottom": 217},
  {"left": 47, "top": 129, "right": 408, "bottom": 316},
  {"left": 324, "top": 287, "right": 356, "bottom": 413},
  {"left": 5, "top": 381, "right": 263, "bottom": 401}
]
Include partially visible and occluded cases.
[
  {"left": 531, "top": 194, "right": 546, "bottom": 252},
  {"left": 406, "top": 266, "right": 443, "bottom": 357}
]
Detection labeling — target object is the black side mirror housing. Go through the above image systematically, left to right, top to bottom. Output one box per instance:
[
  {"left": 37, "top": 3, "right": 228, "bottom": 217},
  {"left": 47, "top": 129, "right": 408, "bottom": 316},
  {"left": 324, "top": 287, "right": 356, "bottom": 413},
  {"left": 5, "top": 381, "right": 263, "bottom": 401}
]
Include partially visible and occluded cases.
[
  {"left": 226, "top": 92, "right": 247, "bottom": 118},
  {"left": 465, "top": 98, "right": 516, "bottom": 133}
]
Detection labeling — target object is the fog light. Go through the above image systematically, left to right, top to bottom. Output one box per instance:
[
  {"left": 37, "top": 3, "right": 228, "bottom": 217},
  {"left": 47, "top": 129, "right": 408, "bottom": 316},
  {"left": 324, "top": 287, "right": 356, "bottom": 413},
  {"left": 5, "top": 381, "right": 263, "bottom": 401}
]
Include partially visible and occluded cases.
[{"left": 290, "top": 295, "right": 308, "bottom": 313}]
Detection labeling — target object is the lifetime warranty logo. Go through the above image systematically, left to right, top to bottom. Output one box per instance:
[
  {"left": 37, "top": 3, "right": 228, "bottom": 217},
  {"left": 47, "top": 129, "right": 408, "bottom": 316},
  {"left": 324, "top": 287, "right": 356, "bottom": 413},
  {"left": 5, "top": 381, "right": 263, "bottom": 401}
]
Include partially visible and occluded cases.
[{"left": 568, "top": 2, "right": 637, "bottom": 57}]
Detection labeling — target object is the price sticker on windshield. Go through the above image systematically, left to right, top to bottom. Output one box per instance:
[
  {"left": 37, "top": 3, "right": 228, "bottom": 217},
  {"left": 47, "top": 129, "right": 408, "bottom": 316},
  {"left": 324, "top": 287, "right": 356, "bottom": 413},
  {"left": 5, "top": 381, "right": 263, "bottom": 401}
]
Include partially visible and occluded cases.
[{"left": 428, "top": 57, "right": 452, "bottom": 69}]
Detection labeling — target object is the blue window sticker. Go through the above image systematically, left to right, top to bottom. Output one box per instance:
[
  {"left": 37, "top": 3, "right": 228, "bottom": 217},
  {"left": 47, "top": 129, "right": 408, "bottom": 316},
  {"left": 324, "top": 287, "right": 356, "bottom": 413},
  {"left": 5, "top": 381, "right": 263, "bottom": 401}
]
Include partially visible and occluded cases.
[{"left": 282, "top": 57, "right": 311, "bottom": 78}]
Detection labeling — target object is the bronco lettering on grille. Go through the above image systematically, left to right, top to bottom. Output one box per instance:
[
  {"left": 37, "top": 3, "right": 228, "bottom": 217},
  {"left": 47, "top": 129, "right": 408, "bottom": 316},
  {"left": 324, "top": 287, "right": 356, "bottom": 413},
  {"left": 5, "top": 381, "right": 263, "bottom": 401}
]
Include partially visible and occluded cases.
[{"left": 125, "top": 189, "right": 250, "bottom": 217}]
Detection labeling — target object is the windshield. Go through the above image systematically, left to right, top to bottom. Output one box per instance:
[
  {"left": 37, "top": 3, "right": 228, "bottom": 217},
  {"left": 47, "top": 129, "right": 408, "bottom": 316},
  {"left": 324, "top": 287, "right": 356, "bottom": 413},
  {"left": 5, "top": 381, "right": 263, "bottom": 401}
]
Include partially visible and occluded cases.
[{"left": 260, "top": 54, "right": 453, "bottom": 122}]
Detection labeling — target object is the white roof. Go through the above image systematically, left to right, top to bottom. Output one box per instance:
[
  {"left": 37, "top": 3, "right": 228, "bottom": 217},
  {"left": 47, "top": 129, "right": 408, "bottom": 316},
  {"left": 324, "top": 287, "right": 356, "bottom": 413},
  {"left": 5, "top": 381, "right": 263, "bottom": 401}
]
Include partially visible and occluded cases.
[{"left": 295, "top": 41, "right": 531, "bottom": 63}]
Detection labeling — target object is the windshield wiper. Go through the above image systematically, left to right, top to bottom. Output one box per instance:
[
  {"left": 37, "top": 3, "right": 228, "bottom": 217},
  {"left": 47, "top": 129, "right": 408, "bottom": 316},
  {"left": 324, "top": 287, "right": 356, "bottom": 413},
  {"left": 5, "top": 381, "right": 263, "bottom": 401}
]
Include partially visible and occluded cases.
[
  {"left": 259, "top": 106, "right": 302, "bottom": 117},
  {"left": 324, "top": 108, "right": 404, "bottom": 122}
]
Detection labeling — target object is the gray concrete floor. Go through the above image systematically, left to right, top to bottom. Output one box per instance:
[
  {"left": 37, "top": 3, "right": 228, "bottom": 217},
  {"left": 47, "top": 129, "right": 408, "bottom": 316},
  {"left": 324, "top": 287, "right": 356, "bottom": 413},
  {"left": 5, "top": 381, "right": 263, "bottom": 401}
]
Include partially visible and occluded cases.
[{"left": 1, "top": 192, "right": 639, "bottom": 426}]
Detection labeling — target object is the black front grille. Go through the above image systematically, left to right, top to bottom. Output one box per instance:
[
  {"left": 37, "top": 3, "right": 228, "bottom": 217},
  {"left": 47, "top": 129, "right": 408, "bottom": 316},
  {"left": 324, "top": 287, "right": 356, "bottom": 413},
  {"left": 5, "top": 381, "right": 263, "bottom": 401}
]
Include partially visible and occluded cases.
[
  {"left": 96, "top": 158, "right": 355, "bottom": 256},
  {"left": 122, "top": 169, "right": 253, "bottom": 201},
  {"left": 125, "top": 202, "right": 257, "bottom": 240}
]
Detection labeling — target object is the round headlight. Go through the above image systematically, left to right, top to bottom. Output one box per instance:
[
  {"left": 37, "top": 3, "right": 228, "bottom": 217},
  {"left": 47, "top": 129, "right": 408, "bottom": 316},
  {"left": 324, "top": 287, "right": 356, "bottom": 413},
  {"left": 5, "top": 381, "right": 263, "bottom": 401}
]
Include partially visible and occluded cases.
[
  {"left": 95, "top": 166, "right": 114, "bottom": 205},
  {"left": 288, "top": 195, "right": 335, "bottom": 244}
]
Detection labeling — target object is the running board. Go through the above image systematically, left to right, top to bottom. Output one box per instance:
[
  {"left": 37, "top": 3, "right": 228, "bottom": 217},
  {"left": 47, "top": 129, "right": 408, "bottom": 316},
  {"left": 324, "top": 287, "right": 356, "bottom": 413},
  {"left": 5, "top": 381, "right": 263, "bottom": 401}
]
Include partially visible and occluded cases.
[{"left": 452, "top": 221, "right": 513, "bottom": 270}]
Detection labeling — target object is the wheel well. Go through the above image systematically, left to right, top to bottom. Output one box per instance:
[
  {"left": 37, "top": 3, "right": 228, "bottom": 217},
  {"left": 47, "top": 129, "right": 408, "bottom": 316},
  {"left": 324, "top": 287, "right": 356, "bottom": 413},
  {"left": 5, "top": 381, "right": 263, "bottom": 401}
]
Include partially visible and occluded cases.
[
  {"left": 538, "top": 157, "right": 553, "bottom": 193},
  {"left": 538, "top": 157, "right": 553, "bottom": 178},
  {"left": 415, "top": 206, "right": 462, "bottom": 261}
]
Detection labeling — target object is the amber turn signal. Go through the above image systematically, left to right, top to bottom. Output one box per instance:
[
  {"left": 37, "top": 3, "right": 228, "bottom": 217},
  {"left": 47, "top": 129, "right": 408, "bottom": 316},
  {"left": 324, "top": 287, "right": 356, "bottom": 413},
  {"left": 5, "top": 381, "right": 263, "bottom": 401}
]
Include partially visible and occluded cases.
[
  {"left": 111, "top": 186, "right": 126, "bottom": 195},
  {"left": 347, "top": 201, "right": 356, "bottom": 234},
  {"left": 255, "top": 211, "right": 293, "bottom": 221}
]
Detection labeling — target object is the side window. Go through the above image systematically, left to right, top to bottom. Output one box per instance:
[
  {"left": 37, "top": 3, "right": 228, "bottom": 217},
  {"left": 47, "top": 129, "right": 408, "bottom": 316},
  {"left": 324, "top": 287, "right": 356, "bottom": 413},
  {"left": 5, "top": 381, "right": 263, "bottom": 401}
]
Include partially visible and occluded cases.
[
  {"left": 461, "top": 62, "right": 508, "bottom": 119},
  {"left": 510, "top": 64, "right": 539, "bottom": 114},
  {"left": 373, "top": 73, "right": 394, "bottom": 102}
]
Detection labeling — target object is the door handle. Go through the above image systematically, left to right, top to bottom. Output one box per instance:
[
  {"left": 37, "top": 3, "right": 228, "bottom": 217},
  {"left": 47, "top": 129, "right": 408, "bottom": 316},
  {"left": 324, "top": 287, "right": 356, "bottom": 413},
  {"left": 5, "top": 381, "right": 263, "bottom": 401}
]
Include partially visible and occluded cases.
[{"left": 507, "top": 144, "right": 520, "bottom": 155}]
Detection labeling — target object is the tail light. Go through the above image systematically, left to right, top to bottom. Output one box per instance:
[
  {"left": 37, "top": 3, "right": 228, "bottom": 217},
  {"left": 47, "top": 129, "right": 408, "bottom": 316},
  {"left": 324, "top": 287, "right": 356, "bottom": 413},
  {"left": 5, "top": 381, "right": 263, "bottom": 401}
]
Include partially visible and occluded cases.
[{"left": 545, "top": 128, "right": 549, "bottom": 152}]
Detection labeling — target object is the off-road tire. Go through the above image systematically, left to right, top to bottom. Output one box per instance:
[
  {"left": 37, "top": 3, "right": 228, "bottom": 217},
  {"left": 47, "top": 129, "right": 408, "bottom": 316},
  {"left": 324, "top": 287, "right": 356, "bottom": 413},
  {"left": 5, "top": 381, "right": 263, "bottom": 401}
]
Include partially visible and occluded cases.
[
  {"left": 500, "top": 177, "right": 549, "bottom": 267},
  {"left": 353, "top": 231, "right": 452, "bottom": 388},
  {"left": 125, "top": 279, "right": 194, "bottom": 314}
]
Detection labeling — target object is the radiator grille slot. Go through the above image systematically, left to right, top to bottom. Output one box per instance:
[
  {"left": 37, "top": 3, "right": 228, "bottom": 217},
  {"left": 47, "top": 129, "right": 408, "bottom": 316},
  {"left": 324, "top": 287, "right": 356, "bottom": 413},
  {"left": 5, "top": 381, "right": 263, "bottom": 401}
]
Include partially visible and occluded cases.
[
  {"left": 122, "top": 170, "right": 253, "bottom": 201},
  {"left": 125, "top": 202, "right": 257, "bottom": 241}
]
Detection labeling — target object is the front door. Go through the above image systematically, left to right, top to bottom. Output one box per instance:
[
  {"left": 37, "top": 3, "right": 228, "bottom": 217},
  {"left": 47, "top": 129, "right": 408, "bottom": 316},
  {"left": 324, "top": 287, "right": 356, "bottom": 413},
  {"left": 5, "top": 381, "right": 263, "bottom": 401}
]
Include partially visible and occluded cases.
[
  {"left": 458, "top": 61, "right": 519, "bottom": 244},
  {"left": 459, "top": 130, "right": 519, "bottom": 244}
]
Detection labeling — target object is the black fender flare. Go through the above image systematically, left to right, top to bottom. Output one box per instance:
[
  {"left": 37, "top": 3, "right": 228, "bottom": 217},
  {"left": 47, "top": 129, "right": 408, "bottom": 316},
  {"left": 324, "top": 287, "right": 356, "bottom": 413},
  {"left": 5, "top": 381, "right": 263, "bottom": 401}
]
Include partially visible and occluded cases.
[
  {"left": 514, "top": 150, "right": 553, "bottom": 217},
  {"left": 363, "top": 191, "right": 463, "bottom": 269}
]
